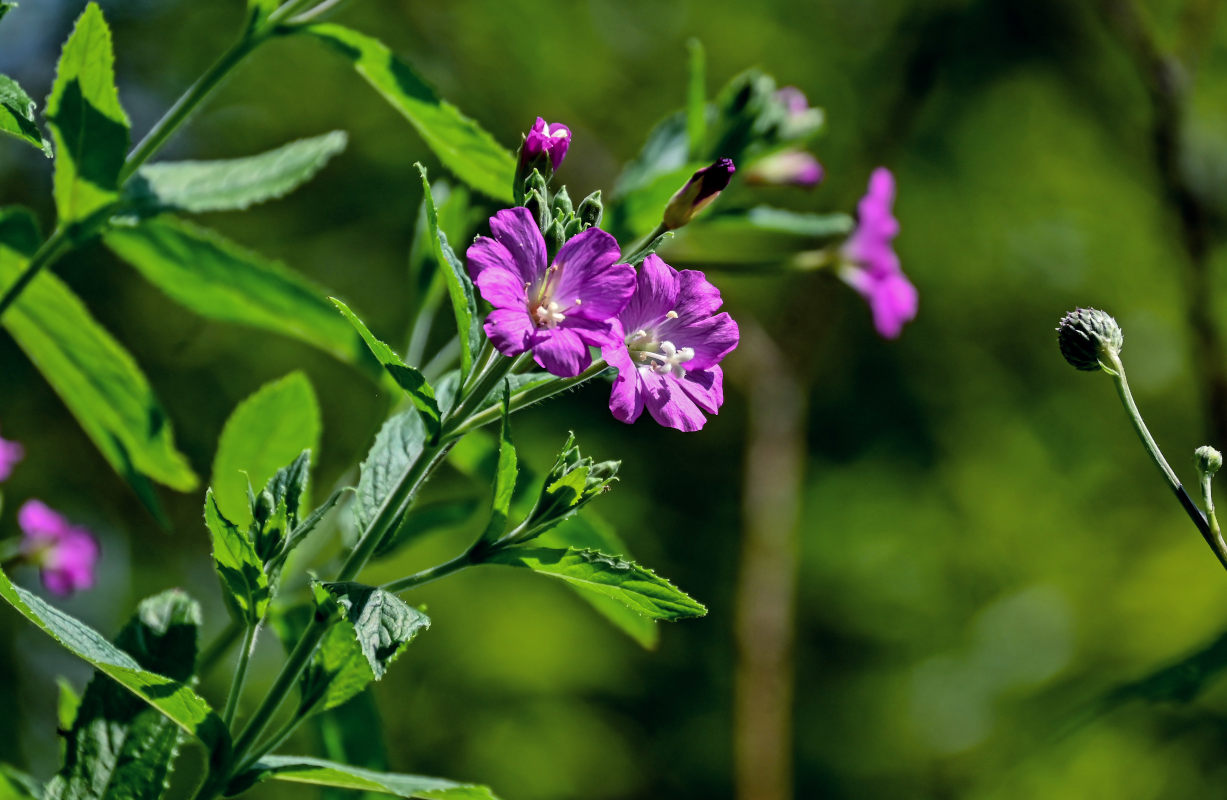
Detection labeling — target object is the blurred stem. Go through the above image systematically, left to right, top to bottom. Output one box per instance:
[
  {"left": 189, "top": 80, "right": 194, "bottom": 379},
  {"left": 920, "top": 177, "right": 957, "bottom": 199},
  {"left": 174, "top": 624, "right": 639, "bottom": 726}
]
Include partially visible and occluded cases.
[
  {"left": 1104, "top": 350, "right": 1225, "bottom": 569},
  {"left": 1199, "top": 472, "right": 1227, "bottom": 561},
  {"left": 381, "top": 550, "right": 474, "bottom": 594},
  {"left": 198, "top": 619, "right": 243, "bottom": 677},
  {"left": 222, "top": 624, "right": 257, "bottom": 729}
]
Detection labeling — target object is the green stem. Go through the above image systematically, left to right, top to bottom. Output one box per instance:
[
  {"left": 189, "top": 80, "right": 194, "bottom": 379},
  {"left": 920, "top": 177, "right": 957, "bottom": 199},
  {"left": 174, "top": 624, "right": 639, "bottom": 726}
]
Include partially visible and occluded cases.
[
  {"left": 624, "top": 222, "right": 670, "bottom": 264},
  {"left": 0, "top": 228, "right": 72, "bottom": 320},
  {"left": 448, "top": 360, "right": 609, "bottom": 437},
  {"left": 1200, "top": 473, "right": 1227, "bottom": 569},
  {"left": 381, "top": 550, "right": 475, "bottom": 594},
  {"left": 199, "top": 619, "right": 243, "bottom": 677},
  {"left": 222, "top": 624, "right": 258, "bottom": 729}
]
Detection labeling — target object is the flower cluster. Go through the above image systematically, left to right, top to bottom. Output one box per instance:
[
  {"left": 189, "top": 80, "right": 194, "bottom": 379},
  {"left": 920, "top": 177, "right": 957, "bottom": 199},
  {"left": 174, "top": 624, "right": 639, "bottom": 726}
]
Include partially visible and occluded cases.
[
  {"left": 839, "top": 168, "right": 917, "bottom": 339},
  {"left": 0, "top": 425, "right": 99, "bottom": 596}
]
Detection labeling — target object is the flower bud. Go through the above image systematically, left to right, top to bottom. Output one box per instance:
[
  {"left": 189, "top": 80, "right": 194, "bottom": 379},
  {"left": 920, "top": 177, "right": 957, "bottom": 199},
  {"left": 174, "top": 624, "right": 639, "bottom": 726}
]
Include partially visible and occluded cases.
[
  {"left": 524, "top": 117, "right": 571, "bottom": 171},
  {"left": 745, "top": 150, "right": 824, "bottom": 188},
  {"left": 663, "top": 158, "right": 736, "bottom": 230},
  {"left": 552, "top": 185, "right": 573, "bottom": 218},
  {"left": 523, "top": 187, "right": 549, "bottom": 233},
  {"left": 577, "top": 190, "right": 603, "bottom": 229},
  {"left": 544, "top": 215, "right": 565, "bottom": 261},
  {"left": 1057, "top": 308, "right": 1123, "bottom": 372},
  {"left": 516, "top": 434, "right": 619, "bottom": 543},
  {"left": 1196, "top": 445, "right": 1223, "bottom": 479}
]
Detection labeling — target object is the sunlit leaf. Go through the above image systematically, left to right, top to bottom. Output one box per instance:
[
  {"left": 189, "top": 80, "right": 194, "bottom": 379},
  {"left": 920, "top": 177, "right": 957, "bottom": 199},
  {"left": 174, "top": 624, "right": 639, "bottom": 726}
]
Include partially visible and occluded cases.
[
  {"left": 0, "top": 76, "right": 51, "bottom": 156},
  {"left": 417, "top": 166, "right": 481, "bottom": 380},
  {"left": 204, "top": 490, "right": 270, "bottom": 624},
  {"left": 320, "top": 582, "right": 430, "bottom": 679},
  {"left": 231, "top": 756, "right": 500, "bottom": 800}
]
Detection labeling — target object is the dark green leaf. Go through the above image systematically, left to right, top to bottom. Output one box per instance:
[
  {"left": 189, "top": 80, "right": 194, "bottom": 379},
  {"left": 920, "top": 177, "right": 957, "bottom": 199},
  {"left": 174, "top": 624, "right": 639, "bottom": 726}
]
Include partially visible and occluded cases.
[
  {"left": 46, "top": 2, "right": 130, "bottom": 224},
  {"left": 304, "top": 24, "right": 515, "bottom": 202},
  {"left": 0, "top": 75, "right": 51, "bottom": 156},
  {"left": 123, "top": 132, "right": 347, "bottom": 215},
  {"left": 417, "top": 166, "right": 480, "bottom": 379},
  {"left": 0, "top": 208, "right": 197, "bottom": 493},
  {"left": 104, "top": 219, "right": 373, "bottom": 372},
  {"left": 332, "top": 297, "right": 441, "bottom": 437},
  {"left": 211, "top": 371, "right": 320, "bottom": 527},
  {"left": 478, "top": 385, "right": 516, "bottom": 545},
  {"left": 353, "top": 409, "right": 427, "bottom": 532},
  {"left": 264, "top": 450, "right": 311, "bottom": 533},
  {"left": 204, "top": 490, "right": 270, "bottom": 624},
  {"left": 486, "top": 547, "right": 706, "bottom": 621},
  {"left": 0, "top": 570, "right": 226, "bottom": 749},
  {"left": 320, "top": 582, "right": 430, "bottom": 679},
  {"left": 46, "top": 590, "right": 201, "bottom": 800},
  {"left": 299, "top": 609, "right": 377, "bottom": 717},
  {"left": 316, "top": 692, "right": 389, "bottom": 800},
  {"left": 232, "top": 756, "right": 500, "bottom": 800},
  {"left": 0, "top": 765, "right": 41, "bottom": 800}
]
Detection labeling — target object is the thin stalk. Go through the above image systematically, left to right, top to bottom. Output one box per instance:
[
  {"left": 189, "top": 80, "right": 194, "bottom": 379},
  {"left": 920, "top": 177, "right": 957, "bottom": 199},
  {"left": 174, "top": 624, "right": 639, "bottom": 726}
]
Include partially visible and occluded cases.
[
  {"left": 624, "top": 222, "right": 670, "bottom": 264},
  {"left": 0, "top": 229, "right": 71, "bottom": 320},
  {"left": 448, "top": 360, "right": 609, "bottom": 437},
  {"left": 1200, "top": 473, "right": 1227, "bottom": 567},
  {"left": 381, "top": 550, "right": 474, "bottom": 594},
  {"left": 198, "top": 619, "right": 243, "bottom": 677},
  {"left": 222, "top": 624, "right": 257, "bottom": 729},
  {"left": 232, "top": 711, "right": 301, "bottom": 776}
]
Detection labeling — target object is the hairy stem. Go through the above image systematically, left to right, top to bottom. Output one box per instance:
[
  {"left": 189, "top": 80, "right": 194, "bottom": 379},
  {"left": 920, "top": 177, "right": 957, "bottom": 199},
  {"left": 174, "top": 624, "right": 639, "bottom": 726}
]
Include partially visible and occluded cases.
[{"left": 381, "top": 550, "right": 474, "bottom": 594}]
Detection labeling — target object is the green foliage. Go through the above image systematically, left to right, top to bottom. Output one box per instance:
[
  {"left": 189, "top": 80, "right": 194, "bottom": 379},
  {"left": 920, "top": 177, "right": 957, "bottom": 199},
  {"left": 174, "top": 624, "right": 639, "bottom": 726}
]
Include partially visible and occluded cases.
[
  {"left": 246, "top": 0, "right": 280, "bottom": 25},
  {"left": 46, "top": 2, "right": 130, "bottom": 225},
  {"left": 304, "top": 24, "right": 515, "bottom": 202},
  {"left": 0, "top": 75, "right": 51, "bottom": 156},
  {"left": 122, "top": 131, "right": 348, "bottom": 216},
  {"left": 417, "top": 166, "right": 481, "bottom": 380},
  {"left": 0, "top": 207, "right": 197, "bottom": 497},
  {"left": 666, "top": 207, "right": 853, "bottom": 268},
  {"left": 104, "top": 220, "right": 373, "bottom": 372},
  {"left": 332, "top": 297, "right": 441, "bottom": 438},
  {"left": 210, "top": 371, "right": 320, "bottom": 527},
  {"left": 478, "top": 386, "right": 517, "bottom": 545},
  {"left": 353, "top": 409, "right": 427, "bottom": 533},
  {"left": 517, "top": 433, "right": 618, "bottom": 543},
  {"left": 204, "top": 490, "right": 271, "bottom": 624},
  {"left": 487, "top": 548, "right": 706, "bottom": 621},
  {"left": 0, "top": 568, "right": 227, "bottom": 750},
  {"left": 321, "top": 582, "right": 430, "bottom": 679},
  {"left": 46, "top": 590, "right": 201, "bottom": 800},
  {"left": 299, "top": 609, "right": 378, "bottom": 716},
  {"left": 57, "top": 678, "right": 82, "bottom": 736},
  {"left": 231, "top": 755, "right": 500, "bottom": 800},
  {"left": 0, "top": 766, "right": 41, "bottom": 800}
]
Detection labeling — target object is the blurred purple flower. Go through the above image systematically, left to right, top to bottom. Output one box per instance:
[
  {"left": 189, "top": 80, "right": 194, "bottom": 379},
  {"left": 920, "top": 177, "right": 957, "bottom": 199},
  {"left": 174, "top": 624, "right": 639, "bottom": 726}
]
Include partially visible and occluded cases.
[
  {"left": 777, "top": 86, "right": 810, "bottom": 115},
  {"left": 523, "top": 117, "right": 571, "bottom": 171},
  {"left": 746, "top": 150, "right": 824, "bottom": 188},
  {"left": 840, "top": 167, "right": 917, "bottom": 339},
  {"left": 467, "top": 207, "right": 636, "bottom": 377},
  {"left": 602, "top": 255, "right": 739, "bottom": 432},
  {"left": 0, "top": 426, "right": 23, "bottom": 482},
  {"left": 17, "top": 500, "right": 100, "bottom": 596}
]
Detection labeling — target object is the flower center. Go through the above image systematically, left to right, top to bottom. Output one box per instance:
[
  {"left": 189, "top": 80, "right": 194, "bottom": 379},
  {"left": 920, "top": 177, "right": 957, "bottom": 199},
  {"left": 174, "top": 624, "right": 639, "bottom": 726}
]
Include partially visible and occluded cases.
[
  {"left": 528, "top": 265, "right": 582, "bottom": 329},
  {"left": 533, "top": 301, "right": 567, "bottom": 328},
  {"left": 628, "top": 331, "right": 695, "bottom": 378}
]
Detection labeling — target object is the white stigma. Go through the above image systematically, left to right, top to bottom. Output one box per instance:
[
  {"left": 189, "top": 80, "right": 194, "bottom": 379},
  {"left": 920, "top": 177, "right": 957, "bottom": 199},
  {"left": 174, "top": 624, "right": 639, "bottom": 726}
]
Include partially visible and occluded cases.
[
  {"left": 533, "top": 301, "right": 567, "bottom": 328},
  {"left": 638, "top": 340, "right": 695, "bottom": 377}
]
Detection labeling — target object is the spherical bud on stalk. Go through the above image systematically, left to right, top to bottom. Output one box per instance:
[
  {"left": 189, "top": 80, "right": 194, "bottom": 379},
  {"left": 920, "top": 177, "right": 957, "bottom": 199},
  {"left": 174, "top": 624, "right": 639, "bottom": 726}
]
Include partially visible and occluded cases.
[
  {"left": 663, "top": 158, "right": 736, "bottom": 230},
  {"left": 577, "top": 190, "right": 603, "bottom": 229},
  {"left": 1056, "top": 308, "right": 1123, "bottom": 372},
  {"left": 1196, "top": 445, "right": 1223, "bottom": 479},
  {"left": 252, "top": 489, "right": 276, "bottom": 525}
]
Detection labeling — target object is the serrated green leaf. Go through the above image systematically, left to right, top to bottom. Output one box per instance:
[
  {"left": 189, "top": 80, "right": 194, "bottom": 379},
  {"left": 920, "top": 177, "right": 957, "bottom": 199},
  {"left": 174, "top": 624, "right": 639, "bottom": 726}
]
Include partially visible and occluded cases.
[
  {"left": 45, "top": 2, "right": 130, "bottom": 224},
  {"left": 303, "top": 24, "right": 514, "bottom": 202},
  {"left": 0, "top": 75, "right": 51, "bottom": 156},
  {"left": 123, "top": 131, "right": 347, "bottom": 215},
  {"left": 417, "top": 166, "right": 480, "bottom": 379},
  {"left": 0, "top": 207, "right": 197, "bottom": 494},
  {"left": 103, "top": 219, "right": 373, "bottom": 372},
  {"left": 331, "top": 297, "right": 441, "bottom": 437},
  {"left": 211, "top": 371, "right": 320, "bottom": 527},
  {"left": 478, "top": 385, "right": 516, "bottom": 544},
  {"left": 354, "top": 409, "right": 427, "bottom": 533},
  {"left": 264, "top": 450, "right": 311, "bottom": 533},
  {"left": 282, "top": 487, "right": 347, "bottom": 562},
  {"left": 205, "top": 490, "right": 270, "bottom": 624},
  {"left": 487, "top": 547, "right": 706, "bottom": 621},
  {"left": 0, "top": 569, "right": 227, "bottom": 749},
  {"left": 321, "top": 582, "right": 430, "bottom": 679},
  {"left": 46, "top": 590, "right": 200, "bottom": 800},
  {"left": 232, "top": 756, "right": 500, "bottom": 800},
  {"left": 0, "top": 765, "right": 41, "bottom": 800}
]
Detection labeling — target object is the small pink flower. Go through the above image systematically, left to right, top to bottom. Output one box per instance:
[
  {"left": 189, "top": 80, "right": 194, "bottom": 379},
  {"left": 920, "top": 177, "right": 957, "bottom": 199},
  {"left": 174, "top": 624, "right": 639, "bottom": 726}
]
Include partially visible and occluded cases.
[
  {"left": 777, "top": 86, "right": 810, "bottom": 115},
  {"left": 523, "top": 117, "right": 571, "bottom": 172},
  {"left": 746, "top": 150, "right": 824, "bottom": 188},
  {"left": 839, "top": 168, "right": 917, "bottom": 339},
  {"left": 0, "top": 426, "right": 23, "bottom": 482},
  {"left": 17, "top": 500, "right": 100, "bottom": 596}
]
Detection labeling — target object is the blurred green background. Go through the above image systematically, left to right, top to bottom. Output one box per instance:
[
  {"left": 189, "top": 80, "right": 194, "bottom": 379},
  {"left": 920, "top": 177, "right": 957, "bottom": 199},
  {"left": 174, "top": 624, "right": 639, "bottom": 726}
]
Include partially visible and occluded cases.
[{"left": 7, "top": 0, "right": 1227, "bottom": 798}]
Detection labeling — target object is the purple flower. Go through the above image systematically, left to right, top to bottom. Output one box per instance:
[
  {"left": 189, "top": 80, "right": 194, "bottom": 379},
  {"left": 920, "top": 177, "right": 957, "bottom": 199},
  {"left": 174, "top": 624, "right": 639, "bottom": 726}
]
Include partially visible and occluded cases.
[
  {"left": 777, "top": 86, "right": 810, "bottom": 115},
  {"left": 523, "top": 117, "right": 571, "bottom": 172},
  {"left": 746, "top": 150, "right": 824, "bottom": 188},
  {"left": 663, "top": 158, "right": 736, "bottom": 230},
  {"left": 839, "top": 168, "right": 917, "bottom": 339},
  {"left": 467, "top": 207, "right": 636, "bottom": 377},
  {"left": 602, "top": 255, "right": 739, "bottom": 432},
  {"left": 0, "top": 426, "right": 23, "bottom": 482},
  {"left": 17, "top": 500, "right": 100, "bottom": 596}
]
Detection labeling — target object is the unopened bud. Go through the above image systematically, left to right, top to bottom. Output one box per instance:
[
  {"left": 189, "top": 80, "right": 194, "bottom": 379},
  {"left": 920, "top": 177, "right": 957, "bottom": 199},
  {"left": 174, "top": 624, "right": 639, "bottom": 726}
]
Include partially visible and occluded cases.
[
  {"left": 663, "top": 158, "right": 736, "bottom": 230},
  {"left": 552, "top": 185, "right": 573, "bottom": 217},
  {"left": 523, "top": 188, "right": 549, "bottom": 232},
  {"left": 577, "top": 190, "right": 603, "bottom": 229},
  {"left": 544, "top": 216, "right": 565, "bottom": 261},
  {"left": 1056, "top": 308, "right": 1123, "bottom": 373},
  {"left": 1196, "top": 445, "right": 1223, "bottom": 479}
]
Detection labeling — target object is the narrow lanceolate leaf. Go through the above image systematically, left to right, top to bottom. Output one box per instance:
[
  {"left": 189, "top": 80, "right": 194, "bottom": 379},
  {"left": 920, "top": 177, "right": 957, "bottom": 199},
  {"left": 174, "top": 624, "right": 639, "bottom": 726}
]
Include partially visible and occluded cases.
[
  {"left": 45, "top": 2, "right": 130, "bottom": 224},
  {"left": 304, "top": 24, "right": 515, "bottom": 202},
  {"left": 0, "top": 75, "right": 51, "bottom": 156},
  {"left": 123, "top": 131, "right": 348, "bottom": 216},
  {"left": 417, "top": 166, "right": 480, "bottom": 379},
  {"left": 0, "top": 208, "right": 197, "bottom": 493},
  {"left": 104, "top": 219, "right": 373, "bottom": 372},
  {"left": 331, "top": 297, "right": 441, "bottom": 438},
  {"left": 211, "top": 371, "right": 320, "bottom": 527},
  {"left": 478, "top": 385, "right": 516, "bottom": 545},
  {"left": 354, "top": 409, "right": 427, "bottom": 532},
  {"left": 204, "top": 490, "right": 270, "bottom": 624},
  {"left": 487, "top": 548, "right": 706, "bottom": 621},
  {"left": 0, "top": 569, "right": 227, "bottom": 749},
  {"left": 321, "top": 582, "right": 430, "bottom": 679},
  {"left": 46, "top": 590, "right": 201, "bottom": 800},
  {"left": 231, "top": 756, "right": 500, "bottom": 800}
]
